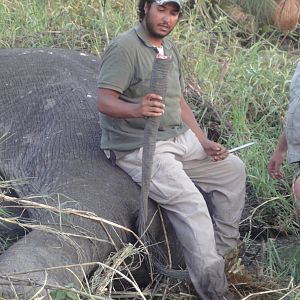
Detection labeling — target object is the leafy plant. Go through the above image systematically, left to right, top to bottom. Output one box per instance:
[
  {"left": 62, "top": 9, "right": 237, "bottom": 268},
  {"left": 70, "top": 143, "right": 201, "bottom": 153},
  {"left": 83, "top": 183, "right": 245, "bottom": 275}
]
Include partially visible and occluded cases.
[{"left": 50, "top": 284, "right": 80, "bottom": 300}]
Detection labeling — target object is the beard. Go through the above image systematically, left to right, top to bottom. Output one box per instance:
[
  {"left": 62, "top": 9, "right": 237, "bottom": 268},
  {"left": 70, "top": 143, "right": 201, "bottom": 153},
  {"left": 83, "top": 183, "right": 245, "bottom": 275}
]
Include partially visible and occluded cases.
[{"left": 144, "top": 12, "right": 172, "bottom": 39}]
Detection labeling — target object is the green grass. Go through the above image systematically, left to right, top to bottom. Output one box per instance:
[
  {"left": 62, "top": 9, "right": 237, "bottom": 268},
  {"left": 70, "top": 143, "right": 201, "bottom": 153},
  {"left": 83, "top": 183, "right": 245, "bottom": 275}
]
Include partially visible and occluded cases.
[{"left": 263, "top": 238, "right": 300, "bottom": 298}]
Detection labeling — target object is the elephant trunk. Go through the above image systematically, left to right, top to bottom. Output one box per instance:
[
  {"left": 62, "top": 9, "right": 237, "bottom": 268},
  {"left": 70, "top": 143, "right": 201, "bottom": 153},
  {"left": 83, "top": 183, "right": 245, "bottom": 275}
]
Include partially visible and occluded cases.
[
  {"left": 139, "top": 55, "right": 189, "bottom": 280},
  {"left": 139, "top": 55, "right": 172, "bottom": 236}
]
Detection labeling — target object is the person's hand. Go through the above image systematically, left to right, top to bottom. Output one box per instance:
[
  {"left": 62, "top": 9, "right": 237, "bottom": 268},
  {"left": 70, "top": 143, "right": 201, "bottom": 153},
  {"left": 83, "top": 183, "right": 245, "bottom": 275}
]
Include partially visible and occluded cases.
[
  {"left": 139, "top": 93, "right": 165, "bottom": 117},
  {"left": 201, "top": 138, "right": 229, "bottom": 161},
  {"left": 268, "top": 151, "right": 285, "bottom": 179}
]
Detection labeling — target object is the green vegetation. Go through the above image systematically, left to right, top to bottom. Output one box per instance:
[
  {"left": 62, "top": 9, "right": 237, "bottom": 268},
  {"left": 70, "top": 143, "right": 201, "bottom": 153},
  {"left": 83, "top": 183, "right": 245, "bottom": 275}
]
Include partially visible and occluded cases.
[
  {"left": 1, "top": 0, "right": 300, "bottom": 298},
  {"left": 50, "top": 283, "right": 80, "bottom": 300}
]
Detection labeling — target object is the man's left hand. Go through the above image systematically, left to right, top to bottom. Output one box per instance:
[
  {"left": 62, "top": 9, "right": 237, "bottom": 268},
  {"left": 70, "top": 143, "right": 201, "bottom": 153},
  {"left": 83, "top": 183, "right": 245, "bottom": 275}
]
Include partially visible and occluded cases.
[{"left": 201, "top": 139, "right": 229, "bottom": 161}]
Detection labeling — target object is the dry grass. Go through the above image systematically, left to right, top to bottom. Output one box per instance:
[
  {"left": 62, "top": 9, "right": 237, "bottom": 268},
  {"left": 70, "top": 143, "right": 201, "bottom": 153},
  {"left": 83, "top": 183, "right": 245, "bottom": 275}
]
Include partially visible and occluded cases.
[{"left": 1, "top": 192, "right": 299, "bottom": 299}]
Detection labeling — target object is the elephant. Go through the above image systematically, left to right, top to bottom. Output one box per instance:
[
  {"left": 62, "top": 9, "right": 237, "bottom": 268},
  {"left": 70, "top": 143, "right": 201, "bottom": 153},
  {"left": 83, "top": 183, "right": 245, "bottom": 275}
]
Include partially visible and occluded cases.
[{"left": 0, "top": 48, "right": 185, "bottom": 299}]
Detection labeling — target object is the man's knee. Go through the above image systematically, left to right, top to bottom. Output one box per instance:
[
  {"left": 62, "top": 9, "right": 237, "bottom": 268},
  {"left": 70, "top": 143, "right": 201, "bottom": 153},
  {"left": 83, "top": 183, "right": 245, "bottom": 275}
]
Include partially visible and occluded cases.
[{"left": 226, "top": 154, "right": 246, "bottom": 180}]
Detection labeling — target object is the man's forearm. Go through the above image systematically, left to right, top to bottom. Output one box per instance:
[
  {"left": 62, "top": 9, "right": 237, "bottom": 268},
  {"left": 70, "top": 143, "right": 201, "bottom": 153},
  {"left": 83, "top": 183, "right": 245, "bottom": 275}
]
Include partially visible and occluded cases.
[
  {"left": 98, "top": 88, "right": 165, "bottom": 119},
  {"left": 97, "top": 89, "right": 140, "bottom": 118},
  {"left": 180, "top": 96, "right": 207, "bottom": 142},
  {"left": 275, "top": 132, "right": 288, "bottom": 154}
]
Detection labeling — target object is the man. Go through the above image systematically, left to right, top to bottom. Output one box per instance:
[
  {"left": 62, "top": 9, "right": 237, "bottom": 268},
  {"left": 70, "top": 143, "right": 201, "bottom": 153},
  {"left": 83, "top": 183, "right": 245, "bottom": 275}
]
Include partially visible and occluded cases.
[
  {"left": 97, "top": 0, "right": 245, "bottom": 299},
  {"left": 268, "top": 61, "right": 300, "bottom": 224}
]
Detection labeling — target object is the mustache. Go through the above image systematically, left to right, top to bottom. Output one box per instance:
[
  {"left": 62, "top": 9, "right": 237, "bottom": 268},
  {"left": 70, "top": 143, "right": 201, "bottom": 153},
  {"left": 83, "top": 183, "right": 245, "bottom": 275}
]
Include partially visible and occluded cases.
[{"left": 158, "top": 23, "right": 170, "bottom": 28}]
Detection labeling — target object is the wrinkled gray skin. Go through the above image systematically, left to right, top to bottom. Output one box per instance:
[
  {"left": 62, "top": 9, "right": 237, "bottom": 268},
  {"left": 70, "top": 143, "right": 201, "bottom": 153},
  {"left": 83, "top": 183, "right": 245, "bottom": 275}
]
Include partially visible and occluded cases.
[{"left": 0, "top": 48, "right": 184, "bottom": 298}]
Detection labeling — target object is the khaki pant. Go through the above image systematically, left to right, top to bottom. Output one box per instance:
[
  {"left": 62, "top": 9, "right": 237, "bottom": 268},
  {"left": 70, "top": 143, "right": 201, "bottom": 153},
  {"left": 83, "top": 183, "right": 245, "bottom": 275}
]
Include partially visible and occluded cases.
[
  {"left": 116, "top": 129, "right": 246, "bottom": 299},
  {"left": 293, "top": 168, "right": 300, "bottom": 224}
]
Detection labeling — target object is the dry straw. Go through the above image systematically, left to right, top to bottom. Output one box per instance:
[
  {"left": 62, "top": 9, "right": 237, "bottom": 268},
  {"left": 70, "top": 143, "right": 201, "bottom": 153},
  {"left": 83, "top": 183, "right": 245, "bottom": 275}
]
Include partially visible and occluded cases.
[
  {"left": 272, "top": 0, "right": 300, "bottom": 31},
  {"left": 223, "top": 4, "right": 256, "bottom": 33}
]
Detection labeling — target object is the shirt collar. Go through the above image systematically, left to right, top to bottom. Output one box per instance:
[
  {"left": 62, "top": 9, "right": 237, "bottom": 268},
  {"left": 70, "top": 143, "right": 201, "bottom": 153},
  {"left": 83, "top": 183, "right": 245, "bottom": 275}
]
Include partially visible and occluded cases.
[{"left": 134, "top": 22, "right": 171, "bottom": 51}]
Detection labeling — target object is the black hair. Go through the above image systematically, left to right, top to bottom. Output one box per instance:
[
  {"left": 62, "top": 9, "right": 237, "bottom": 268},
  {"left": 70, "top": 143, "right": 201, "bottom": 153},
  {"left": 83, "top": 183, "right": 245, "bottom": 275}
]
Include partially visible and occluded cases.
[
  {"left": 137, "top": 0, "right": 182, "bottom": 22},
  {"left": 138, "top": 0, "right": 155, "bottom": 21}
]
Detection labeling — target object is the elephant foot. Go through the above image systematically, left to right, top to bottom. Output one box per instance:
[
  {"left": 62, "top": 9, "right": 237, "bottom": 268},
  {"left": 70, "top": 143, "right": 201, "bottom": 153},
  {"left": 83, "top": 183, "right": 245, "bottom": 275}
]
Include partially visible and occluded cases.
[{"left": 0, "top": 229, "right": 97, "bottom": 299}]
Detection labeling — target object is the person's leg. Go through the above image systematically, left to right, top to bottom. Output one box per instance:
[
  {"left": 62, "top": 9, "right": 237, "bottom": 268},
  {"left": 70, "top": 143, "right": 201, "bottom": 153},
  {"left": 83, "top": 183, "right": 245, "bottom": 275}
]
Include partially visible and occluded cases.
[
  {"left": 179, "top": 130, "right": 246, "bottom": 257},
  {"left": 116, "top": 141, "right": 228, "bottom": 300},
  {"left": 293, "top": 169, "right": 300, "bottom": 224}
]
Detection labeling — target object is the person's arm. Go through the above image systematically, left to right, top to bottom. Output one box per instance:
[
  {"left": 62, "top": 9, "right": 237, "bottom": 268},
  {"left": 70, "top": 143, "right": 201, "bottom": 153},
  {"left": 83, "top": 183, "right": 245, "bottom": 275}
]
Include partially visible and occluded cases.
[
  {"left": 97, "top": 88, "right": 165, "bottom": 118},
  {"left": 180, "top": 95, "right": 228, "bottom": 161},
  {"left": 268, "top": 132, "right": 288, "bottom": 179}
]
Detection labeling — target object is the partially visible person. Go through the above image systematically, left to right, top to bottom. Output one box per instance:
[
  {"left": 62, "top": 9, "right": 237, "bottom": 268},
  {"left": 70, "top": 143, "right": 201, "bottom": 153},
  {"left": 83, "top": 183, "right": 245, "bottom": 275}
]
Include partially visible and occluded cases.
[{"left": 268, "top": 61, "right": 300, "bottom": 224}]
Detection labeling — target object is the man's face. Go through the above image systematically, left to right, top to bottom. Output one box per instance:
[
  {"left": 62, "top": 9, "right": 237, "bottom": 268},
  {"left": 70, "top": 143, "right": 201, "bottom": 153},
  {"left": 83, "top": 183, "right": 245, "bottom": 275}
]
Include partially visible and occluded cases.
[{"left": 144, "top": 2, "right": 180, "bottom": 39}]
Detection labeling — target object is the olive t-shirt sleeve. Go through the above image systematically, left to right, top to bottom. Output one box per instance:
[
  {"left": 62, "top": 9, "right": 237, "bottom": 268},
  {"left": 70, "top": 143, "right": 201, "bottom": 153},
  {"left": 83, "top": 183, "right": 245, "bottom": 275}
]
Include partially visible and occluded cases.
[
  {"left": 171, "top": 42, "right": 185, "bottom": 93},
  {"left": 97, "top": 43, "right": 134, "bottom": 93},
  {"left": 290, "top": 61, "right": 300, "bottom": 103}
]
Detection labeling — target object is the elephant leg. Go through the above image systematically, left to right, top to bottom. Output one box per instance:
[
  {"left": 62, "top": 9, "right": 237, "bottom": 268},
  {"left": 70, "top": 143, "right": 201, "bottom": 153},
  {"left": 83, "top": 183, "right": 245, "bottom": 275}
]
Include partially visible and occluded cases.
[
  {"left": 1, "top": 183, "right": 30, "bottom": 241},
  {"left": 0, "top": 201, "right": 30, "bottom": 242},
  {"left": 0, "top": 228, "right": 98, "bottom": 299}
]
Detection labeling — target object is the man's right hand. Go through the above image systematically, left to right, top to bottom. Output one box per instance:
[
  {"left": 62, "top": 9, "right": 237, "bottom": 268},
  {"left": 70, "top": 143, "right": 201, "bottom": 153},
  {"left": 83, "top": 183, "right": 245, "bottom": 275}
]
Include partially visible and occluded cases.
[
  {"left": 98, "top": 88, "right": 164, "bottom": 119},
  {"left": 139, "top": 93, "right": 165, "bottom": 117},
  {"left": 267, "top": 133, "right": 288, "bottom": 180},
  {"left": 268, "top": 150, "right": 285, "bottom": 179}
]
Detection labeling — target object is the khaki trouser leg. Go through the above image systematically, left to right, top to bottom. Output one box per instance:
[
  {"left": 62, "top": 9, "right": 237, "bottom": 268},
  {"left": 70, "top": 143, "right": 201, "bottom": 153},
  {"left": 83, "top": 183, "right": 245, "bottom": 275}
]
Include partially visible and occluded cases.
[
  {"left": 116, "top": 130, "right": 245, "bottom": 299},
  {"left": 180, "top": 132, "right": 246, "bottom": 256},
  {"left": 293, "top": 171, "right": 300, "bottom": 225}
]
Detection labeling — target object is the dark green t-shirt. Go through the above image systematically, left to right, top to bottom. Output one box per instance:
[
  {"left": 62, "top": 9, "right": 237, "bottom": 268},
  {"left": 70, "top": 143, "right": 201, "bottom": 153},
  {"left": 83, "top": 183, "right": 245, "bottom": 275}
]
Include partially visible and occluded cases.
[{"left": 97, "top": 22, "right": 188, "bottom": 151}]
